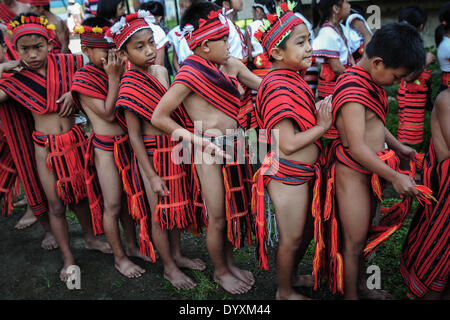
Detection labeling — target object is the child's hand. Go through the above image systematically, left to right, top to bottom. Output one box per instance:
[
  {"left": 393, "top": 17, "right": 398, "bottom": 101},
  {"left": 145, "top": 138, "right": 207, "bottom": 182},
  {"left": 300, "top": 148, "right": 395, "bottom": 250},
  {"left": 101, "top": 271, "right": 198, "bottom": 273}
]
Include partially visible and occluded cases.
[
  {"left": 102, "top": 49, "right": 124, "bottom": 79},
  {"left": 425, "top": 52, "right": 436, "bottom": 66},
  {"left": 0, "top": 60, "right": 24, "bottom": 77},
  {"left": 57, "top": 92, "right": 75, "bottom": 117},
  {"left": 315, "top": 95, "right": 333, "bottom": 131},
  {"left": 193, "top": 136, "right": 232, "bottom": 160},
  {"left": 396, "top": 143, "right": 417, "bottom": 162},
  {"left": 391, "top": 172, "right": 419, "bottom": 197},
  {"left": 149, "top": 175, "right": 169, "bottom": 197}
]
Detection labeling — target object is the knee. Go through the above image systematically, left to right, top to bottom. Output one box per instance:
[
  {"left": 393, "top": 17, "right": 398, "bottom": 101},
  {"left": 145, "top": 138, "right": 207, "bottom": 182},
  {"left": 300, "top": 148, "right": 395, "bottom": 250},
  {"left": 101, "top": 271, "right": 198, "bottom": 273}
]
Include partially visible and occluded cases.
[
  {"left": 103, "top": 201, "right": 122, "bottom": 219},
  {"left": 48, "top": 203, "right": 66, "bottom": 218},
  {"left": 207, "top": 214, "right": 226, "bottom": 230},
  {"left": 278, "top": 234, "right": 303, "bottom": 251},
  {"left": 343, "top": 238, "right": 366, "bottom": 257}
]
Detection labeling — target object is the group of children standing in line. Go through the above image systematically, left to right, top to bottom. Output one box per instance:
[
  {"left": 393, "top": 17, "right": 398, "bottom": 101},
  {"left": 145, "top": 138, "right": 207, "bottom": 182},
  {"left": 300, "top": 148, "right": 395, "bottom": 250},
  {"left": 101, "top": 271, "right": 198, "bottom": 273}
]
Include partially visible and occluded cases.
[{"left": 0, "top": 0, "right": 449, "bottom": 300}]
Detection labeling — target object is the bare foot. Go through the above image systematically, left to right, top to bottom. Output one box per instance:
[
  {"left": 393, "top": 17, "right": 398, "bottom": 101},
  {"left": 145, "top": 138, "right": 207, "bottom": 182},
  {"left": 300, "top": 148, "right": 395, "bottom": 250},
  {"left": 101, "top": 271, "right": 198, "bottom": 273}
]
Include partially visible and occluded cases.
[
  {"left": 13, "top": 198, "right": 27, "bottom": 208},
  {"left": 14, "top": 207, "right": 37, "bottom": 230},
  {"left": 41, "top": 232, "right": 58, "bottom": 250},
  {"left": 85, "top": 239, "right": 113, "bottom": 254},
  {"left": 126, "top": 247, "right": 154, "bottom": 263},
  {"left": 174, "top": 255, "right": 206, "bottom": 271},
  {"left": 115, "top": 256, "right": 146, "bottom": 278},
  {"left": 229, "top": 264, "right": 255, "bottom": 286},
  {"left": 164, "top": 267, "right": 197, "bottom": 290},
  {"left": 214, "top": 272, "right": 252, "bottom": 295},
  {"left": 292, "top": 274, "right": 314, "bottom": 288},
  {"left": 358, "top": 285, "right": 393, "bottom": 300},
  {"left": 276, "top": 289, "right": 312, "bottom": 300}
]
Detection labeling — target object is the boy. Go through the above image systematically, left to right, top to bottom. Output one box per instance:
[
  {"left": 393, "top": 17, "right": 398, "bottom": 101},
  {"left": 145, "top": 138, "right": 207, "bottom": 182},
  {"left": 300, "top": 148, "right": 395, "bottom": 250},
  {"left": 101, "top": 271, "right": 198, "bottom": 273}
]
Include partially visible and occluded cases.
[
  {"left": 28, "top": 0, "right": 70, "bottom": 53},
  {"left": 151, "top": 2, "right": 261, "bottom": 294},
  {"left": 252, "top": 2, "right": 332, "bottom": 300},
  {"left": 108, "top": 10, "right": 206, "bottom": 289},
  {"left": 0, "top": 13, "right": 111, "bottom": 281},
  {"left": 71, "top": 16, "right": 151, "bottom": 278},
  {"left": 327, "top": 22, "right": 433, "bottom": 299},
  {"left": 400, "top": 88, "right": 450, "bottom": 300}
]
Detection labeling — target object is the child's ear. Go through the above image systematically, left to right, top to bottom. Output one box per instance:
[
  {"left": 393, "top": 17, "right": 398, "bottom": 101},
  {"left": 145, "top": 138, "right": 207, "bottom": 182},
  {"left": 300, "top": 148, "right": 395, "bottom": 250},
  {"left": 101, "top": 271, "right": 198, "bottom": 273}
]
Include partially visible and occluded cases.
[
  {"left": 200, "top": 40, "right": 210, "bottom": 53},
  {"left": 80, "top": 44, "right": 89, "bottom": 56},
  {"left": 270, "top": 47, "right": 284, "bottom": 62},
  {"left": 117, "top": 48, "right": 128, "bottom": 61},
  {"left": 371, "top": 56, "right": 385, "bottom": 71}
]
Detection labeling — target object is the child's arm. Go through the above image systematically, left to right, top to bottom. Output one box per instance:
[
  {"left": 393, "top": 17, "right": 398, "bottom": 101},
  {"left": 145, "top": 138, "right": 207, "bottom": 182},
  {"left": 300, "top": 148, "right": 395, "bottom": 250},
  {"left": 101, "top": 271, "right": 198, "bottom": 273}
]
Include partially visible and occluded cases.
[
  {"left": 350, "top": 19, "right": 372, "bottom": 45},
  {"left": 78, "top": 50, "right": 124, "bottom": 121},
  {"left": 172, "top": 50, "right": 180, "bottom": 73},
  {"left": 224, "top": 57, "right": 262, "bottom": 91},
  {"left": 328, "top": 58, "right": 347, "bottom": 74},
  {"left": 0, "top": 60, "right": 23, "bottom": 103},
  {"left": 151, "top": 84, "right": 229, "bottom": 158},
  {"left": 272, "top": 96, "right": 332, "bottom": 155},
  {"left": 340, "top": 102, "right": 418, "bottom": 197},
  {"left": 125, "top": 110, "right": 169, "bottom": 196},
  {"left": 384, "top": 127, "right": 417, "bottom": 161}
]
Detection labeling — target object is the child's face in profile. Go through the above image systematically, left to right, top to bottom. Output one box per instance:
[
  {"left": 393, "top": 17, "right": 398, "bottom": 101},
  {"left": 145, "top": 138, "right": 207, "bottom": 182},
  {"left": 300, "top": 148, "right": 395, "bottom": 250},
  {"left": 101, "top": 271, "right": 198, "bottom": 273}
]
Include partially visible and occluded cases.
[
  {"left": 231, "top": 0, "right": 243, "bottom": 12},
  {"left": 116, "top": 1, "right": 126, "bottom": 18},
  {"left": 275, "top": 24, "right": 313, "bottom": 71},
  {"left": 123, "top": 29, "right": 157, "bottom": 69},
  {"left": 15, "top": 35, "right": 49, "bottom": 71},
  {"left": 205, "top": 36, "right": 230, "bottom": 65},
  {"left": 83, "top": 46, "right": 109, "bottom": 68},
  {"left": 371, "top": 61, "right": 409, "bottom": 86}
]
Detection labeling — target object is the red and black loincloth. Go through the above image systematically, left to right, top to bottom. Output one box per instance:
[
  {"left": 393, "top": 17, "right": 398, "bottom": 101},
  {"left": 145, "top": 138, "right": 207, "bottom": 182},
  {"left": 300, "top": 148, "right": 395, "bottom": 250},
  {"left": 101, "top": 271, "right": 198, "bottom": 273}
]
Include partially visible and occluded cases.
[
  {"left": 397, "top": 69, "right": 432, "bottom": 144},
  {"left": 0, "top": 124, "right": 18, "bottom": 216},
  {"left": 32, "top": 124, "right": 88, "bottom": 206},
  {"left": 197, "top": 131, "right": 254, "bottom": 249},
  {"left": 142, "top": 134, "right": 195, "bottom": 232},
  {"left": 322, "top": 141, "right": 433, "bottom": 294},
  {"left": 400, "top": 141, "right": 450, "bottom": 298},
  {"left": 251, "top": 152, "right": 323, "bottom": 277}
]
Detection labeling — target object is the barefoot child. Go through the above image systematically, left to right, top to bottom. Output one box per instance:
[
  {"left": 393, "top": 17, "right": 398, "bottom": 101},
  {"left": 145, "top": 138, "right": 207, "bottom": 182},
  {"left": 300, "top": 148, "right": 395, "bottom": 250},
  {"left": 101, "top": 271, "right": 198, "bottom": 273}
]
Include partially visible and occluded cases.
[
  {"left": 28, "top": 0, "right": 71, "bottom": 53},
  {"left": 252, "top": 1, "right": 332, "bottom": 300},
  {"left": 152, "top": 2, "right": 260, "bottom": 294},
  {"left": 108, "top": 10, "right": 206, "bottom": 289},
  {"left": 0, "top": 13, "right": 111, "bottom": 280},
  {"left": 71, "top": 16, "right": 152, "bottom": 278},
  {"left": 326, "top": 22, "right": 435, "bottom": 299},
  {"left": 400, "top": 88, "right": 450, "bottom": 300}
]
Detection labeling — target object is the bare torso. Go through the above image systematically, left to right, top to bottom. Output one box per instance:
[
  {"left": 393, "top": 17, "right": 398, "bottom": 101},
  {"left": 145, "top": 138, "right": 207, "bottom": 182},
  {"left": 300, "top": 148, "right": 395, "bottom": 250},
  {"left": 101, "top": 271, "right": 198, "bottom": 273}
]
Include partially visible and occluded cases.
[
  {"left": 431, "top": 90, "right": 450, "bottom": 162},
  {"left": 82, "top": 104, "right": 124, "bottom": 136},
  {"left": 32, "top": 112, "right": 75, "bottom": 135}
]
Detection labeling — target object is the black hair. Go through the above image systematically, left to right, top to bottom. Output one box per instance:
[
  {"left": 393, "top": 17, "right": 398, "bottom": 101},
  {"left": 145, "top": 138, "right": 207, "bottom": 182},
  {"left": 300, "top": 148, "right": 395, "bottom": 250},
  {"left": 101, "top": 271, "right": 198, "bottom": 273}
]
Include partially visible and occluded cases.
[
  {"left": 97, "top": 0, "right": 125, "bottom": 20},
  {"left": 254, "top": 0, "right": 276, "bottom": 15},
  {"left": 311, "top": 0, "right": 343, "bottom": 29},
  {"left": 140, "top": 1, "right": 165, "bottom": 18},
  {"left": 181, "top": 1, "right": 221, "bottom": 29},
  {"left": 435, "top": 2, "right": 450, "bottom": 47},
  {"left": 350, "top": 5, "right": 364, "bottom": 17},
  {"left": 398, "top": 6, "right": 427, "bottom": 30},
  {"left": 81, "top": 16, "right": 112, "bottom": 28},
  {"left": 365, "top": 22, "right": 425, "bottom": 73},
  {"left": 0, "top": 29, "right": 4, "bottom": 45}
]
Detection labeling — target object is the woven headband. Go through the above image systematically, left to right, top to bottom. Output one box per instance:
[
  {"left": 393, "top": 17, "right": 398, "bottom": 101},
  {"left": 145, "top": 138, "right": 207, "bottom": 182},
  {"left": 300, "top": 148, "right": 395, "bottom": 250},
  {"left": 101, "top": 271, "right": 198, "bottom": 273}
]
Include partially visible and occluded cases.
[
  {"left": 181, "top": 9, "right": 229, "bottom": 51},
  {"left": 8, "top": 15, "right": 55, "bottom": 45},
  {"left": 74, "top": 25, "right": 115, "bottom": 48}
]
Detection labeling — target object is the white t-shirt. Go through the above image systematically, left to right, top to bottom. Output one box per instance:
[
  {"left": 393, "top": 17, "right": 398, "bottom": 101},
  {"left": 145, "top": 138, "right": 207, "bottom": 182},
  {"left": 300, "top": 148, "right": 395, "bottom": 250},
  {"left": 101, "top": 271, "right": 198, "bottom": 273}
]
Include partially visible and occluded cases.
[
  {"left": 344, "top": 13, "right": 372, "bottom": 54},
  {"left": 227, "top": 17, "right": 247, "bottom": 60},
  {"left": 313, "top": 23, "right": 353, "bottom": 66},
  {"left": 167, "top": 25, "right": 193, "bottom": 64},
  {"left": 438, "top": 36, "right": 450, "bottom": 72}
]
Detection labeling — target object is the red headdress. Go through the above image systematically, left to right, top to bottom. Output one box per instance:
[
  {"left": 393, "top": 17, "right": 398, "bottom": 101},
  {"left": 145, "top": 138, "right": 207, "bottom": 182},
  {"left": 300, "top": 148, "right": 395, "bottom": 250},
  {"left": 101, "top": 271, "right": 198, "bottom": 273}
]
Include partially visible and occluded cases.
[
  {"left": 28, "top": 0, "right": 50, "bottom": 6},
  {"left": 181, "top": 8, "right": 230, "bottom": 51},
  {"left": 105, "top": 10, "right": 157, "bottom": 50},
  {"left": 8, "top": 14, "right": 55, "bottom": 45},
  {"left": 74, "top": 24, "right": 115, "bottom": 48}
]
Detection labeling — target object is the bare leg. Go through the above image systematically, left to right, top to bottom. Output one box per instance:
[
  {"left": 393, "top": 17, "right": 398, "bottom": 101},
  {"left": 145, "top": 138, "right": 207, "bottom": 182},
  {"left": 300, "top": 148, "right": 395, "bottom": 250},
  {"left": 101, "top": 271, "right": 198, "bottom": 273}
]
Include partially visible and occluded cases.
[
  {"left": 35, "top": 145, "right": 76, "bottom": 281},
  {"left": 95, "top": 149, "right": 144, "bottom": 278},
  {"left": 195, "top": 158, "right": 252, "bottom": 294},
  {"left": 140, "top": 161, "right": 196, "bottom": 290},
  {"left": 267, "top": 180, "right": 312, "bottom": 300},
  {"left": 292, "top": 208, "right": 315, "bottom": 288},
  {"left": 35, "top": 213, "right": 58, "bottom": 250},
  {"left": 169, "top": 230, "right": 206, "bottom": 271}
]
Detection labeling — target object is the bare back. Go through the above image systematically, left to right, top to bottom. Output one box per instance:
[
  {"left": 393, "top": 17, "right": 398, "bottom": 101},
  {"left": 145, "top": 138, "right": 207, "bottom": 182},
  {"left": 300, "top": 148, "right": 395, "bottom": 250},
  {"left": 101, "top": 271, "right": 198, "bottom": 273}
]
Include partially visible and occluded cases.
[{"left": 431, "top": 89, "right": 450, "bottom": 162}]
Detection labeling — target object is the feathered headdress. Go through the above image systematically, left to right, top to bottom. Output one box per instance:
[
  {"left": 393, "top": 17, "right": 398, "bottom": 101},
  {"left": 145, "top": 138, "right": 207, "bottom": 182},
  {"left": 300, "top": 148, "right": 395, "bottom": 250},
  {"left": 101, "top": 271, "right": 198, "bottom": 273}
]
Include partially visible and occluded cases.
[
  {"left": 8, "top": 14, "right": 55, "bottom": 45},
  {"left": 74, "top": 24, "right": 115, "bottom": 48}
]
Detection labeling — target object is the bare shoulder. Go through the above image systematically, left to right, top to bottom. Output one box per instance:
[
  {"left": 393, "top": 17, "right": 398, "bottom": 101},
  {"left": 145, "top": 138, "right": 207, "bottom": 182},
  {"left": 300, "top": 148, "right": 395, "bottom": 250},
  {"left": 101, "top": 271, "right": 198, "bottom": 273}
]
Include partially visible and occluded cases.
[
  {"left": 222, "top": 56, "right": 243, "bottom": 75},
  {"left": 149, "top": 64, "right": 168, "bottom": 77},
  {"left": 435, "top": 88, "right": 450, "bottom": 113}
]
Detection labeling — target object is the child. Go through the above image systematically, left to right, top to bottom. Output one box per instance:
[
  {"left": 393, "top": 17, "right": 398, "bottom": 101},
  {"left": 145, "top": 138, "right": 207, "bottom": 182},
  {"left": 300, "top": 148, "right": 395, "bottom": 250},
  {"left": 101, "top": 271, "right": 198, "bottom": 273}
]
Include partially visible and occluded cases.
[
  {"left": 28, "top": 0, "right": 71, "bottom": 53},
  {"left": 97, "top": 0, "right": 126, "bottom": 21},
  {"left": 312, "top": 0, "right": 353, "bottom": 138},
  {"left": 252, "top": 1, "right": 332, "bottom": 300},
  {"left": 152, "top": 2, "right": 260, "bottom": 294},
  {"left": 436, "top": 2, "right": 450, "bottom": 94},
  {"left": 343, "top": 6, "right": 372, "bottom": 64},
  {"left": 396, "top": 6, "right": 435, "bottom": 145},
  {"left": 109, "top": 10, "right": 206, "bottom": 289},
  {"left": 0, "top": 13, "right": 111, "bottom": 280},
  {"left": 71, "top": 16, "right": 152, "bottom": 278},
  {"left": 327, "top": 22, "right": 433, "bottom": 299},
  {"left": 400, "top": 87, "right": 450, "bottom": 300}
]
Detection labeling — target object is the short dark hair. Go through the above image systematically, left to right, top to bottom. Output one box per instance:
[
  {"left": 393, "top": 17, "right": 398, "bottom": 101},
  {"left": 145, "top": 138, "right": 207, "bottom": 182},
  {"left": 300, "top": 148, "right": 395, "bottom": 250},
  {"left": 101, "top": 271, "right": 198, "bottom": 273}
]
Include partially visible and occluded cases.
[
  {"left": 97, "top": 0, "right": 125, "bottom": 20},
  {"left": 255, "top": 0, "right": 276, "bottom": 14},
  {"left": 140, "top": 1, "right": 165, "bottom": 18},
  {"left": 180, "top": 1, "right": 221, "bottom": 30},
  {"left": 435, "top": 2, "right": 450, "bottom": 47},
  {"left": 398, "top": 6, "right": 427, "bottom": 30},
  {"left": 81, "top": 16, "right": 112, "bottom": 28},
  {"left": 365, "top": 22, "right": 425, "bottom": 73}
]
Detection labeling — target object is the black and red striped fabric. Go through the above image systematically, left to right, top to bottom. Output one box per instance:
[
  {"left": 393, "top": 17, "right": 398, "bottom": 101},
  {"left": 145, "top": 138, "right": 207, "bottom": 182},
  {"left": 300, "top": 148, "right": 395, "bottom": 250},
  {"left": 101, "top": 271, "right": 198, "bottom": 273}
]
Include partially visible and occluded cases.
[
  {"left": 0, "top": 2, "right": 16, "bottom": 24},
  {"left": 0, "top": 54, "right": 83, "bottom": 115},
  {"left": 172, "top": 54, "right": 241, "bottom": 122},
  {"left": 71, "top": 63, "right": 109, "bottom": 109},
  {"left": 333, "top": 65, "right": 388, "bottom": 126},
  {"left": 256, "top": 68, "right": 322, "bottom": 150},
  {"left": 397, "top": 69, "right": 432, "bottom": 144},
  {"left": 443, "top": 71, "right": 450, "bottom": 88},
  {"left": 0, "top": 101, "right": 48, "bottom": 215},
  {"left": 32, "top": 124, "right": 88, "bottom": 206},
  {"left": 0, "top": 125, "right": 18, "bottom": 217},
  {"left": 401, "top": 141, "right": 450, "bottom": 298},
  {"left": 251, "top": 152, "right": 322, "bottom": 275}
]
